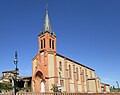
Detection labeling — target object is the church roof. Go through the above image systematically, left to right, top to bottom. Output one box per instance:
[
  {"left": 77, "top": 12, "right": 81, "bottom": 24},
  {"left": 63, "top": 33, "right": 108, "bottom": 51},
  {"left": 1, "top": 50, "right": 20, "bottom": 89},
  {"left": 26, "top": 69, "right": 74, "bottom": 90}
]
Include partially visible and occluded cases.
[
  {"left": 40, "top": 7, "right": 55, "bottom": 36},
  {"left": 57, "top": 53, "right": 95, "bottom": 71},
  {"left": 2, "top": 70, "right": 16, "bottom": 73}
]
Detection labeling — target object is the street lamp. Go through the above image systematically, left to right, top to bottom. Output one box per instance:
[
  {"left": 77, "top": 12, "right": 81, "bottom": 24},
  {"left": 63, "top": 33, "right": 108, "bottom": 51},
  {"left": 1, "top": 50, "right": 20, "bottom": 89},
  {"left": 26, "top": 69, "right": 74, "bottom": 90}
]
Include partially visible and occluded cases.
[
  {"left": 13, "top": 51, "right": 19, "bottom": 95},
  {"left": 57, "top": 68, "right": 61, "bottom": 92}
]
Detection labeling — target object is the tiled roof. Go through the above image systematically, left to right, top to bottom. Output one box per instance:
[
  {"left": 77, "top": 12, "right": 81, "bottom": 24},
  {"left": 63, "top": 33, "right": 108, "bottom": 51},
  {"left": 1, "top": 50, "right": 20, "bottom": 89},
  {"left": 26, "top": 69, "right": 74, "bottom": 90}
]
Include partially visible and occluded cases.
[{"left": 2, "top": 70, "right": 16, "bottom": 73}]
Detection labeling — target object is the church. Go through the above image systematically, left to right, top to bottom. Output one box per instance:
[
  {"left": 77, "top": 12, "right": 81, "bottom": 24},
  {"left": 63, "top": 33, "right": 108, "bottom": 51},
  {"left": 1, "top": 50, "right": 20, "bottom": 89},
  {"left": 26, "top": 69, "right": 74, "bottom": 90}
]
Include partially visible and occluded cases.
[{"left": 32, "top": 8, "right": 110, "bottom": 93}]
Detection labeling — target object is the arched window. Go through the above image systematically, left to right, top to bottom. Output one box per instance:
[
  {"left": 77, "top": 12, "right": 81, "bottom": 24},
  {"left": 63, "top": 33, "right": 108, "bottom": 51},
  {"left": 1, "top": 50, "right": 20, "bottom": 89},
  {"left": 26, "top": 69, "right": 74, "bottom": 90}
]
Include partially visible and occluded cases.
[
  {"left": 43, "top": 39, "right": 45, "bottom": 48},
  {"left": 49, "top": 39, "right": 51, "bottom": 48},
  {"left": 41, "top": 40, "right": 43, "bottom": 49},
  {"left": 52, "top": 40, "right": 54, "bottom": 49},
  {"left": 59, "top": 61, "right": 62, "bottom": 71},
  {"left": 69, "top": 65, "right": 71, "bottom": 79},
  {"left": 73, "top": 65, "right": 75, "bottom": 72},
  {"left": 76, "top": 67, "right": 79, "bottom": 81},
  {"left": 80, "top": 67, "right": 82, "bottom": 74},
  {"left": 85, "top": 69, "right": 87, "bottom": 76},
  {"left": 82, "top": 70, "right": 85, "bottom": 82},
  {"left": 90, "top": 71, "right": 92, "bottom": 78},
  {"left": 59, "top": 72, "right": 61, "bottom": 78},
  {"left": 98, "top": 81, "right": 100, "bottom": 88}
]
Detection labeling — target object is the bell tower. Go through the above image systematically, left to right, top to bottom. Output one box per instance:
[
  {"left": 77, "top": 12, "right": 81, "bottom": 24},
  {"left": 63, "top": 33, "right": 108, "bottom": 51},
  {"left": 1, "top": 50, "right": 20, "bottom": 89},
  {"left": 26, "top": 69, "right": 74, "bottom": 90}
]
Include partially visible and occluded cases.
[
  {"left": 32, "top": 6, "right": 57, "bottom": 92},
  {"left": 32, "top": 8, "right": 57, "bottom": 92},
  {"left": 38, "top": 8, "right": 56, "bottom": 53}
]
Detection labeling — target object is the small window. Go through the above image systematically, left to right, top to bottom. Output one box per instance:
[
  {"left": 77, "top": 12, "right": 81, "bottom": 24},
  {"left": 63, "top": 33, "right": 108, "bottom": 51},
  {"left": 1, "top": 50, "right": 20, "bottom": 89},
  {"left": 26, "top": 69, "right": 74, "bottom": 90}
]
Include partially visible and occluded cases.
[
  {"left": 59, "top": 61, "right": 62, "bottom": 71},
  {"left": 69, "top": 65, "right": 71, "bottom": 79},
  {"left": 73, "top": 65, "right": 75, "bottom": 72},
  {"left": 76, "top": 67, "right": 79, "bottom": 81},
  {"left": 85, "top": 69, "right": 87, "bottom": 75},
  {"left": 90, "top": 71, "right": 92, "bottom": 78},
  {"left": 59, "top": 72, "right": 61, "bottom": 78},
  {"left": 60, "top": 80, "right": 64, "bottom": 87},
  {"left": 98, "top": 81, "right": 100, "bottom": 88}
]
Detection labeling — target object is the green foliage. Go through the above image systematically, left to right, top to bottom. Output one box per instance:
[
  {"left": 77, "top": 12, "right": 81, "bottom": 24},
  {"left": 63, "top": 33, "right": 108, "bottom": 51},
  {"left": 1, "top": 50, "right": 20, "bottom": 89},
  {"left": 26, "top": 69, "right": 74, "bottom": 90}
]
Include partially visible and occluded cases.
[
  {"left": 0, "top": 81, "right": 32, "bottom": 92},
  {"left": 0, "top": 83, "right": 12, "bottom": 90},
  {"left": 51, "top": 84, "right": 61, "bottom": 92},
  {"left": 21, "top": 86, "right": 31, "bottom": 92},
  {"left": 110, "top": 86, "right": 120, "bottom": 92},
  {"left": 113, "top": 86, "right": 115, "bottom": 89}
]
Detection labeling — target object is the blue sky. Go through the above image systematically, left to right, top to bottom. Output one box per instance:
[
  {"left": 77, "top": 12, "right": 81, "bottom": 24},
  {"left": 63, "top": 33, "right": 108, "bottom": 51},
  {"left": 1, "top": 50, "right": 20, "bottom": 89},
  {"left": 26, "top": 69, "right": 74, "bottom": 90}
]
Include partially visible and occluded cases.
[{"left": 0, "top": 0, "right": 120, "bottom": 87}]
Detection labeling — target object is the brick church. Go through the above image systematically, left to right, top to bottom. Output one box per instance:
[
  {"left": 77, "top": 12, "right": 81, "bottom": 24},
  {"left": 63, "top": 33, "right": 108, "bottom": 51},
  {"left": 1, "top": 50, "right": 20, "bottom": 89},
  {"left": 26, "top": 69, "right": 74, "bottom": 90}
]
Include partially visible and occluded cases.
[{"left": 32, "top": 8, "right": 110, "bottom": 93}]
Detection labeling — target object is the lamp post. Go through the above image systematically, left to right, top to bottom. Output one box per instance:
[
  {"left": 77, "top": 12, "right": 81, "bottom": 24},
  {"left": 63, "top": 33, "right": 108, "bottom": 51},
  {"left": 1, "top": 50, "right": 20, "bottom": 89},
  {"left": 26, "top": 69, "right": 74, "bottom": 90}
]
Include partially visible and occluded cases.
[
  {"left": 13, "top": 51, "right": 19, "bottom": 95},
  {"left": 57, "top": 67, "right": 61, "bottom": 92}
]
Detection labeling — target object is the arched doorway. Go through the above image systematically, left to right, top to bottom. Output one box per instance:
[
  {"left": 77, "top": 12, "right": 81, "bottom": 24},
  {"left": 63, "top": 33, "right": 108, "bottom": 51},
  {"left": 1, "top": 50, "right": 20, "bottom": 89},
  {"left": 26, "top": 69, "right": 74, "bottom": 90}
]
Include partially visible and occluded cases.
[{"left": 35, "top": 71, "right": 45, "bottom": 92}]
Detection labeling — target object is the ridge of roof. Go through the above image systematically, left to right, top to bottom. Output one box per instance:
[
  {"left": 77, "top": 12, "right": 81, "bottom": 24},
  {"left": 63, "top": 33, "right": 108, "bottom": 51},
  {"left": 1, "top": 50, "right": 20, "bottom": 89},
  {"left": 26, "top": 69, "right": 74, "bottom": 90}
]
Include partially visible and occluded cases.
[{"left": 57, "top": 53, "right": 95, "bottom": 71}]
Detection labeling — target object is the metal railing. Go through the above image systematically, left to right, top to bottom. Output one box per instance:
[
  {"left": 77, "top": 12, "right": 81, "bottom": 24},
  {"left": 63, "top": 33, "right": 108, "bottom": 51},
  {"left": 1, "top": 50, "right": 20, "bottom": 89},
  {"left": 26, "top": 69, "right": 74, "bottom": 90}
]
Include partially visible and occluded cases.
[{"left": 16, "top": 92, "right": 120, "bottom": 95}]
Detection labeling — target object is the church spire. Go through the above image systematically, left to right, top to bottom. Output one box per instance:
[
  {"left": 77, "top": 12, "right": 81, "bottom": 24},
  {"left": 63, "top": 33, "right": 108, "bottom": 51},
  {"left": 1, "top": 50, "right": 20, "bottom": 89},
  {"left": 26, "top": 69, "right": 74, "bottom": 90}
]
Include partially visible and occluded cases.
[{"left": 40, "top": 5, "right": 55, "bottom": 36}]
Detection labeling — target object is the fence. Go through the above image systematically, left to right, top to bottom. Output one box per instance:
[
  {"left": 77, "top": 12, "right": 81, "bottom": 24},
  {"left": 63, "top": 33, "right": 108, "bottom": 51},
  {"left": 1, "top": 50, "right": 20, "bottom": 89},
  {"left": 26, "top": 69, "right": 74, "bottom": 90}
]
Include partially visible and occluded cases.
[
  {"left": 1, "top": 92, "right": 120, "bottom": 95},
  {"left": 16, "top": 92, "right": 120, "bottom": 95}
]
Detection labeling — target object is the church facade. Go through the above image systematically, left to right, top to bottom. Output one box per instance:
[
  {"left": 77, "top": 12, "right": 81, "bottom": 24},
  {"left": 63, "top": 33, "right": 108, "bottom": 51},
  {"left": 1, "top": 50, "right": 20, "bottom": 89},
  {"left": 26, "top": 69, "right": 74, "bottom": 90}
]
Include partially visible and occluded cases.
[{"left": 32, "top": 9, "right": 110, "bottom": 93}]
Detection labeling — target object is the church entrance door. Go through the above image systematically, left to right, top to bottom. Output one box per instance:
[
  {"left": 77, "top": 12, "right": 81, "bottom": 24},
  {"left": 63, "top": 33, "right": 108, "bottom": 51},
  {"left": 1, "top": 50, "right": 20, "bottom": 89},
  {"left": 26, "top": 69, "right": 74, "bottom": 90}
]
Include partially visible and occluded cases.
[{"left": 41, "top": 81, "right": 45, "bottom": 92}]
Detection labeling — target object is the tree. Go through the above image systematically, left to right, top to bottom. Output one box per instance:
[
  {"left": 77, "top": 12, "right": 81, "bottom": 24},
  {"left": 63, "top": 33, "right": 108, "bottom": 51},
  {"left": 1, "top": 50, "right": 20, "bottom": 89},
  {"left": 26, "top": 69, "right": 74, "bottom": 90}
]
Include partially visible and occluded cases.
[
  {"left": 0, "top": 83, "right": 12, "bottom": 90},
  {"left": 51, "top": 84, "right": 61, "bottom": 92},
  {"left": 113, "top": 85, "right": 115, "bottom": 89},
  {"left": 110, "top": 86, "right": 113, "bottom": 90}
]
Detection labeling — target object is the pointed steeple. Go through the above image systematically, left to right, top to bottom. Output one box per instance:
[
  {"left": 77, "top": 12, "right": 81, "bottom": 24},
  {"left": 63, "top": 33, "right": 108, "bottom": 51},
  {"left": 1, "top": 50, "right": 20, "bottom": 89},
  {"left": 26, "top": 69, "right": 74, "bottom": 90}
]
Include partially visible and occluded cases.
[{"left": 40, "top": 5, "right": 55, "bottom": 36}]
